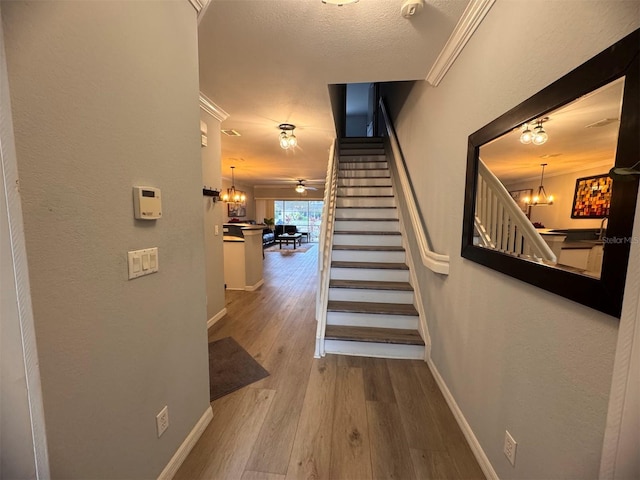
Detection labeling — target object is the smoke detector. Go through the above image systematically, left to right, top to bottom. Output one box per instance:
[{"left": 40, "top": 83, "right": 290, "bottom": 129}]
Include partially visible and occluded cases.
[{"left": 401, "top": 0, "right": 424, "bottom": 18}]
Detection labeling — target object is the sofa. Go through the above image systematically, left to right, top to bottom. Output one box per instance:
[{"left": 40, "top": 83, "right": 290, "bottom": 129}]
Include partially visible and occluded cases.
[
  {"left": 274, "top": 225, "right": 298, "bottom": 237},
  {"left": 262, "top": 227, "right": 275, "bottom": 247}
]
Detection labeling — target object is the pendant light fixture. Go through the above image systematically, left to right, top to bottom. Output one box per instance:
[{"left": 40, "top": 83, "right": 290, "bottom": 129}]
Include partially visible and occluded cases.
[
  {"left": 519, "top": 118, "right": 548, "bottom": 145},
  {"left": 278, "top": 124, "right": 297, "bottom": 150},
  {"left": 525, "top": 163, "right": 554, "bottom": 206},
  {"left": 221, "top": 166, "right": 246, "bottom": 203}
]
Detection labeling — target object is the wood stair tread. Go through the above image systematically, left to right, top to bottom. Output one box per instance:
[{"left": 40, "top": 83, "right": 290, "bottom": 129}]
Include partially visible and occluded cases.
[
  {"left": 332, "top": 245, "right": 404, "bottom": 252},
  {"left": 332, "top": 261, "right": 409, "bottom": 270},
  {"left": 330, "top": 280, "right": 413, "bottom": 291},
  {"left": 325, "top": 325, "right": 424, "bottom": 346}
]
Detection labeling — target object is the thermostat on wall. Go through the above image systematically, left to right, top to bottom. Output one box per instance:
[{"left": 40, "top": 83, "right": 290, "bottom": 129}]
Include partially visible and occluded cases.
[{"left": 133, "top": 186, "right": 162, "bottom": 220}]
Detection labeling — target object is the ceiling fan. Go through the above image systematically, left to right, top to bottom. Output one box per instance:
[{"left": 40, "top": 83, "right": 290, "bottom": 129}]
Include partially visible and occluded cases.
[{"left": 295, "top": 179, "right": 318, "bottom": 193}]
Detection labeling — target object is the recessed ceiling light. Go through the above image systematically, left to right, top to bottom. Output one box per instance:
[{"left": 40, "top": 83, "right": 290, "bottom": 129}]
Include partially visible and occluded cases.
[
  {"left": 321, "top": 0, "right": 359, "bottom": 5},
  {"left": 221, "top": 129, "right": 241, "bottom": 136}
]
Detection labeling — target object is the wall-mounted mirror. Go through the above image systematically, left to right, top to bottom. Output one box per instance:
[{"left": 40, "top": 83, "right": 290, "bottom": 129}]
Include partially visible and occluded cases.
[{"left": 462, "top": 29, "right": 639, "bottom": 318}]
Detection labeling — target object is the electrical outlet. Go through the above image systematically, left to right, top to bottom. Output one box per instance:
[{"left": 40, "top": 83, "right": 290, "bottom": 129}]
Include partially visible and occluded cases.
[
  {"left": 156, "top": 406, "right": 169, "bottom": 438},
  {"left": 504, "top": 430, "right": 517, "bottom": 466}
]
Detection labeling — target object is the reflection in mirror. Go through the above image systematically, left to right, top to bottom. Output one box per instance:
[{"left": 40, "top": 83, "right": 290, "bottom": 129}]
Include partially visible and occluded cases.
[{"left": 475, "top": 78, "right": 625, "bottom": 280}]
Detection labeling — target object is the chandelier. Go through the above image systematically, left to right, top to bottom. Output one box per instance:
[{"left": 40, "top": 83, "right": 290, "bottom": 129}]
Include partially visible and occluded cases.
[
  {"left": 278, "top": 124, "right": 297, "bottom": 150},
  {"left": 524, "top": 163, "right": 554, "bottom": 206},
  {"left": 221, "top": 166, "right": 246, "bottom": 203}
]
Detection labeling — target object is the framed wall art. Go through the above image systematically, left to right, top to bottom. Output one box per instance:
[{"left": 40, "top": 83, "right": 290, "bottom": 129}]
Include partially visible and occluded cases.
[
  {"left": 571, "top": 174, "right": 612, "bottom": 218},
  {"left": 509, "top": 189, "right": 533, "bottom": 217},
  {"left": 228, "top": 202, "right": 246, "bottom": 217}
]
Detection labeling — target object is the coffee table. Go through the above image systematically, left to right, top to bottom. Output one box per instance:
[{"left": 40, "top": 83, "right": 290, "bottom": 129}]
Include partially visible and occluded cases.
[{"left": 278, "top": 233, "right": 302, "bottom": 249}]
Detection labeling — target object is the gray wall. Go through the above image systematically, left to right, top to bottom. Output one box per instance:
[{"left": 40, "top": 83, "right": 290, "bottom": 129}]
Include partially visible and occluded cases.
[
  {"left": 2, "top": 2, "right": 210, "bottom": 478},
  {"left": 384, "top": 2, "right": 639, "bottom": 478},
  {"left": 0, "top": 10, "right": 38, "bottom": 478},
  {"left": 201, "top": 111, "right": 226, "bottom": 321}
]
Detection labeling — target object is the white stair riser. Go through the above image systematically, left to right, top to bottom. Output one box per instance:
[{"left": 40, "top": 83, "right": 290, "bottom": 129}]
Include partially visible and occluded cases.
[
  {"left": 340, "top": 162, "right": 388, "bottom": 170},
  {"left": 339, "top": 169, "right": 389, "bottom": 178},
  {"left": 338, "top": 177, "right": 391, "bottom": 187},
  {"left": 338, "top": 186, "right": 393, "bottom": 196},
  {"left": 337, "top": 197, "right": 395, "bottom": 208},
  {"left": 335, "top": 208, "right": 397, "bottom": 219},
  {"left": 334, "top": 220, "right": 399, "bottom": 232},
  {"left": 333, "top": 234, "right": 402, "bottom": 246},
  {"left": 331, "top": 249, "right": 405, "bottom": 263},
  {"left": 330, "top": 268, "right": 410, "bottom": 282},
  {"left": 328, "top": 288, "right": 414, "bottom": 304},
  {"left": 326, "top": 311, "right": 419, "bottom": 330},
  {"left": 324, "top": 340, "right": 424, "bottom": 360}
]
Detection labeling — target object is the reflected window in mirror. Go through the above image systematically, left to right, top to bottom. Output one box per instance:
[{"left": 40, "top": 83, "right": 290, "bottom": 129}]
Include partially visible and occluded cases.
[{"left": 462, "top": 29, "right": 639, "bottom": 318}]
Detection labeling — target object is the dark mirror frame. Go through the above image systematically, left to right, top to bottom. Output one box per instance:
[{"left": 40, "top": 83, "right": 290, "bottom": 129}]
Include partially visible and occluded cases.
[{"left": 461, "top": 29, "right": 639, "bottom": 318}]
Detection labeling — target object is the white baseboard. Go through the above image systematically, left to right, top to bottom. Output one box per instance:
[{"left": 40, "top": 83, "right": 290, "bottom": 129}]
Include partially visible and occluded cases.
[
  {"left": 245, "top": 278, "right": 264, "bottom": 291},
  {"left": 207, "top": 308, "right": 227, "bottom": 329},
  {"left": 426, "top": 358, "right": 498, "bottom": 480},
  {"left": 157, "top": 405, "right": 213, "bottom": 480}
]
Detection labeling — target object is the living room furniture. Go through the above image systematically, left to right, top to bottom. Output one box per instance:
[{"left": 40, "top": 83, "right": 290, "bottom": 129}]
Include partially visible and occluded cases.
[
  {"left": 222, "top": 224, "right": 264, "bottom": 291},
  {"left": 274, "top": 225, "right": 298, "bottom": 237},
  {"left": 262, "top": 228, "right": 275, "bottom": 247},
  {"left": 277, "top": 233, "right": 302, "bottom": 249}
]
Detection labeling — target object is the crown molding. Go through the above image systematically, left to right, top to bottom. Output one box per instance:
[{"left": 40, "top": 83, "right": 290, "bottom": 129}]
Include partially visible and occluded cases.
[
  {"left": 426, "top": 0, "right": 495, "bottom": 87},
  {"left": 199, "top": 93, "right": 229, "bottom": 122}
]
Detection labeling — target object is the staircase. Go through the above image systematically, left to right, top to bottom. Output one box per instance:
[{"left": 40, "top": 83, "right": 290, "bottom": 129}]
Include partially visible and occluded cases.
[{"left": 323, "top": 137, "right": 425, "bottom": 359}]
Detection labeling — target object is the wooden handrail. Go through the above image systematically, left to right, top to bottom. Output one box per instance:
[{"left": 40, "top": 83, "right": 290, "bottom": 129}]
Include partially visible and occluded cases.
[
  {"left": 379, "top": 99, "right": 450, "bottom": 275},
  {"left": 476, "top": 158, "right": 556, "bottom": 262}
]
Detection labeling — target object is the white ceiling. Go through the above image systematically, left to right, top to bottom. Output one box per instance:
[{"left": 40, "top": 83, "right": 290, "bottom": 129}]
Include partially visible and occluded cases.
[
  {"left": 198, "top": 0, "right": 469, "bottom": 187},
  {"left": 481, "top": 78, "right": 625, "bottom": 185}
]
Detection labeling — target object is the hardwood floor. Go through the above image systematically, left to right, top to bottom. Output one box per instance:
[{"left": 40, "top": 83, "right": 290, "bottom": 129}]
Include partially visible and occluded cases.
[{"left": 174, "top": 245, "right": 485, "bottom": 480}]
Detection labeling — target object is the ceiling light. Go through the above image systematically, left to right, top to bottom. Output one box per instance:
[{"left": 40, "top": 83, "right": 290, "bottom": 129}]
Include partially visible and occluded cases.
[
  {"left": 321, "top": 0, "right": 359, "bottom": 5},
  {"left": 519, "top": 118, "right": 549, "bottom": 146},
  {"left": 532, "top": 122, "right": 548, "bottom": 145},
  {"left": 278, "top": 123, "right": 297, "bottom": 150},
  {"left": 520, "top": 124, "right": 533, "bottom": 144},
  {"left": 525, "top": 163, "right": 554, "bottom": 206},
  {"left": 221, "top": 166, "right": 246, "bottom": 203},
  {"left": 295, "top": 184, "right": 306, "bottom": 193}
]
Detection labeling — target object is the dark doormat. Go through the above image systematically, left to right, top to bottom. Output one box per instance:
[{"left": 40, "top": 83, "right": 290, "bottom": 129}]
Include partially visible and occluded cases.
[{"left": 208, "top": 337, "right": 269, "bottom": 402}]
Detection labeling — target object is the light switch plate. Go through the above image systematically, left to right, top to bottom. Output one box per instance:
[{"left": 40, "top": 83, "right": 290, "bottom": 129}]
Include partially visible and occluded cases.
[{"left": 128, "top": 247, "right": 159, "bottom": 279}]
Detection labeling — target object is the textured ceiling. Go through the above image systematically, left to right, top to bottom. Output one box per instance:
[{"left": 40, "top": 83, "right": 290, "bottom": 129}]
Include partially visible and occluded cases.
[
  {"left": 198, "top": 0, "right": 469, "bottom": 187},
  {"left": 482, "top": 78, "right": 625, "bottom": 185}
]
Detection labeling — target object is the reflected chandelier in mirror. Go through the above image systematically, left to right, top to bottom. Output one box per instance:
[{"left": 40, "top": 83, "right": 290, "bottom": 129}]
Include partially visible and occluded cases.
[{"left": 461, "top": 29, "right": 639, "bottom": 318}]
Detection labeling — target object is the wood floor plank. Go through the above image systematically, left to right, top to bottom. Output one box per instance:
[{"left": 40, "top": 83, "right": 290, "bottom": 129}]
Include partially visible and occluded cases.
[
  {"left": 244, "top": 317, "right": 316, "bottom": 474},
  {"left": 285, "top": 356, "right": 337, "bottom": 480},
  {"left": 362, "top": 357, "right": 397, "bottom": 403},
  {"left": 387, "top": 359, "right": 445, "bottom": 450},
  {"left": 411, "top": 361, "right": 486, "bottom": 479},
  {"left": 330, "top": 366, "right": 373, "bottom": 480},
  {"left": 174, "top": 388, "right": 274, "bottom": 480},
  {"left": 366, "top": 401, "right": 416, "bottom": 480},
  {"left": 409, "top": 448, "right": 462, "bottom": 480},
  {"left": 241, "top": 471, "right": 286, "bottom": 480}
]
